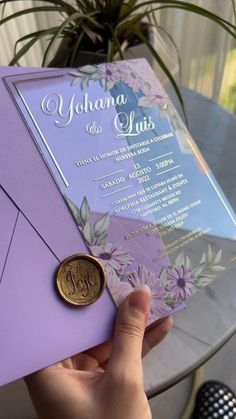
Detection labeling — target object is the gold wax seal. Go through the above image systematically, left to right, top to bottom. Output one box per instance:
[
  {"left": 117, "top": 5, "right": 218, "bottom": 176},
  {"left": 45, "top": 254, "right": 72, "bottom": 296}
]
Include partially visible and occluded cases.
[{"left": 56, "top": 254, "right": 106, "bottom": 306}]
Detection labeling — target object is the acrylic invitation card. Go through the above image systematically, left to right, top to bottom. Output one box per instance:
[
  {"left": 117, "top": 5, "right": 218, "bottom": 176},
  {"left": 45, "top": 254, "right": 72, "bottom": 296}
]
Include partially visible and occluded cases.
[{"left": 3, "top": 58, "right": 236, "bottom": 327}]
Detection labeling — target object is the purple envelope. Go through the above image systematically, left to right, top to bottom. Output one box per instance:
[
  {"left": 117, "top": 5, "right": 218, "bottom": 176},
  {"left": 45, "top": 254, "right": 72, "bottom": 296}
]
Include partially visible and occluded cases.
[
  {"left": 1, "top": 60, "right": 235, "bottom": 386},
  {"left": 0, "top": 66, "right": 116, "bottom": 386}
]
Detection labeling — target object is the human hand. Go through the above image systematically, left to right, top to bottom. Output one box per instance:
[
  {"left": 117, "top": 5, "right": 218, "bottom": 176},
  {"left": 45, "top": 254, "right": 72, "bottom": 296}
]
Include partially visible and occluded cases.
[{"left": 25, "top": 285, "right": 173, "bottom": 419}]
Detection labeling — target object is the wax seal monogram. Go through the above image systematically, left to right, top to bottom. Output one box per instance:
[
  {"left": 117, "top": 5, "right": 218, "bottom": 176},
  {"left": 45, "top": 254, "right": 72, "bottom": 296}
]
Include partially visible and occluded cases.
[
  {"left": 86, "top": 121, "right": 102, "bottom": 135},
  {"left": 56, "top": 254, "right": 106, "bottom": 306}
]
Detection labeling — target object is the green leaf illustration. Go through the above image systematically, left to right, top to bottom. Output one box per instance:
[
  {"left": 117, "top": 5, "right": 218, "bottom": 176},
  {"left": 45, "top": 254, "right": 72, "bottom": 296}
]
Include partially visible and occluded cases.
[
  {"left": 79, "top": 65, "right": 98, "bottom": 74},
  {"left": 71, "top": 77, "right": 82, "bottom": 86},
  {"left": 82, "top": 77, "right": 88, "bottom": 89},
  {"left": 88, "top": 78, "right": 94, "bottom": 87},
  {"left": 138, "top": 96, "right": 153, "bottom": 108},
  {"left": 159, "top": 104, "right": 169, "bottom": 120},
  {"left": 64, "top": 195, "right": 83, "bottom": 227},
  {"left": 80, "top": 196, "right": 90, "bottom": 225},
  {"left": 94, "top": 213, "right": 110, "bottom": 237},
  {"left": 83, "top": 220, "right": 94, "bottom": 245},
  {"left": 95, "top": 233, "right": 108, "bottom": 246},
  {"left": 207, "top": 244, "right": 213, "bottom": 264},
  {"left": 213, "top": 249, "right": 223, "bottom": 264},
  {"left": 175, "top": 252, "right": 185, "bottom": 266},
  {"left": 200, "top": 252, "right": 206, "bottom": 264},
  {"left": 185, "top": 255, "right": 191, "bottom": 271},
  {"left": 191, "top": 264, "right": 205, "bottom": 278},
  {"left": 210, "top": 265, "right": 225, "bottom": 272},
  {"left": 159, "top": 268, "right": 168, "bottom": 287},
  {"left": 195, "top": 274, "right": 216, "bottom": 288},
  {"left": 164, "top": 292, "right": 177, "bottom": 308}
]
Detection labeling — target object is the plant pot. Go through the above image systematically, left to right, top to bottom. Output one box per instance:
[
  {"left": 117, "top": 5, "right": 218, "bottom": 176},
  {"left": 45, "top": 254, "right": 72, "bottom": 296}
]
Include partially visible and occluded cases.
[
  {"left": 49, "top": 27, "right": 178, "bottom": 86},
  {"left": 49, "top": 37, "right": 107, "bottom": 67}
]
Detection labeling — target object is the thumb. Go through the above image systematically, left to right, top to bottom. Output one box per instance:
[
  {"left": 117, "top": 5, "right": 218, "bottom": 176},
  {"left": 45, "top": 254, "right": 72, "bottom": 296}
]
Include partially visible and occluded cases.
[{"left": 108, "top": 285, "right": 151, "bottom": 377}]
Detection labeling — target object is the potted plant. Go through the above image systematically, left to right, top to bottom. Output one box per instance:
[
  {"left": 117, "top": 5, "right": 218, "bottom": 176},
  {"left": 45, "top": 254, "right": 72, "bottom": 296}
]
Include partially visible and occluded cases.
[{"left": 1, "top": 0, "right": 236, "bottom": 113}]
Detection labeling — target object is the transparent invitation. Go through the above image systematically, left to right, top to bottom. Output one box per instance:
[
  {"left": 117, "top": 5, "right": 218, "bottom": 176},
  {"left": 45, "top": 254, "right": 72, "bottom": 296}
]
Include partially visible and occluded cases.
[{"left": 5, "top": 59, "right": 236, "bottom": 323}]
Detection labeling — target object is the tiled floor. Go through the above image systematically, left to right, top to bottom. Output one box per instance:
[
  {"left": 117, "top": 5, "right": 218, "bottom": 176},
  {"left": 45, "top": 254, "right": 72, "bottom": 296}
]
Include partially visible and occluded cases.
[{"left": 0, "top": 333, "right": 235, "bottom": 419}]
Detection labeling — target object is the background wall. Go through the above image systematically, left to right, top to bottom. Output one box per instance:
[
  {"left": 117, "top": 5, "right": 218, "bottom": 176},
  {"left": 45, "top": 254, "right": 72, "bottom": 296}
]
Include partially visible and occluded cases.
[{"left": 158, "top": 0, "right": 236, "bottom": 103}]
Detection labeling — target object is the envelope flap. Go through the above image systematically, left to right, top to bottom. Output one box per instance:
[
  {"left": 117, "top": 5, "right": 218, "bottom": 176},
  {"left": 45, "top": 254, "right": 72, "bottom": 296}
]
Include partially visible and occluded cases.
[
  {"left": 0, "top": 66, "right": 87, "bottom": 261},
  {"left": 0, "top": 187, "right": 19, "bottom": 279},
  {"left": 0, "top": 210, "right": 115, "bottom": 385}
]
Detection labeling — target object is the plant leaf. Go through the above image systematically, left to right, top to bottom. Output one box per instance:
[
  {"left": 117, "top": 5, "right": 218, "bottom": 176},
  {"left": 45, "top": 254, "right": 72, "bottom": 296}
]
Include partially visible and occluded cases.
[
  {"left": 0, "top": 0, "right": 77, "bottom": 15},
  {"left": 119, "top": 0, "right": 138, "bottom": 17},
  {"left": 230, "top": 0, "right": 236, "bottom": 25},
  {"left": 120, "top": 1, "right": 236, "bottom": 37},
  {"left": 1, "top": 2, "right": 6, "bottom": 20},
  {"left": 0, "top": 6, "right": 64, "bottom": 27},
  {"left": 42, "top": 11, "right": 102, "bottom": 66},
  {"left": 80, "top": 21, "right": 102, "bottom": 44},
  {"left": 127, "top": 23, "right": 187, "bottom": 122},
  {"left": 156, "top": 24, "right": 182, "bottom": 82},
  {"left": 12, "top": 27, "right": 60, "bottom": 64},
  {"left": 9, "top": 28, "right": 61, "bottom": 65},
  {"left": 113, "top": 28, "right": 125, "bottom": 60},
  {"left": 69, "top": 31, "right": 84, "bottom": 66},
  {"left": 78, "top": 65, "right": 98, "bottom": 74},
  {"left": 82, "top": 77, "right": 88, "bottom": 89},
  {"left": 88, "top": 78, "right": 95, "bottom": 87},
  {"left": 138, "top": 96, "right": 154, "bottom": 108},
  {"left": 159, "top": 104, "right": 170, "bottom": 120},
  {"left": 64, "top": 195, "right": 83, "bottom": 227},
  {"left": 80, "top": 196, "right": 90, "bottom": 225},
  {"left": 94, "top": 213, "right": 110, "bottom": 237},
  {"left": 83, "top": 220, "right": 94, "bottom": 245},
  {"left": 95, "top": 233, "right": 108, "bottom": 246},
  {"left": 207, "top": 245, "right": 213, "bottom": 264},
  {"left": 213, "top": 249, "right": 222, "bottom": 264},
  {"left": 175, "top": 252, "right": 185, "bottom": 266},
  {"left": 200, "top": 252, "right": 206, "bottom": 264},
  {"left": 185, "top": 255, "right": 191, "bottom": 271},
  {"left": 191, "top": 264, "right": 205, "bottom": 278},
  {"left": 210, "top": 265, "right": 225, "bottom": 272},
  {"left": 159, "top": 268, "right": 167, "bottom": 287},
  {"left": 195, "top": 274, "right": 216, "bottom": 288},
  {"left": 164, "top": 292, "right": 176, "bottom": 307}
]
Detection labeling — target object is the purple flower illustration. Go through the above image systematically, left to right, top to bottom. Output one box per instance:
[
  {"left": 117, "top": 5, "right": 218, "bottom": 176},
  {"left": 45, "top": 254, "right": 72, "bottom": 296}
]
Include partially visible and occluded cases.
[
  {"left": 120, "top": 62, "right": 143, "bottom": 92},
  {"left": 97, "top": 63, "right": 121, "bottom": 88},
  {"left": 139, "top": 78, "right": 169, "bottom": 107},
  {"left": 138, "top": 92, "right": 167, "bottom": 108},
  {"left": 90, "top": 243, "right": 133, "bottom": 275},
  {"left": 127, "top": 265, "right": 171, "bottom": 318},
  {"left": 166, "top": 265, "right": 196, "bottom": 303},
  {"left": 107, "top": 272, "right": 133, "bottom": 305}
]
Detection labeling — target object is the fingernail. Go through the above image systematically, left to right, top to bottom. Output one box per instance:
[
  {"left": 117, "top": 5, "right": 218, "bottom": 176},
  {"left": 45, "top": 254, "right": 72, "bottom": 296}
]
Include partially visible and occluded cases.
[{"left": 129, "top": 285, "right": 151, "bottom": 314}]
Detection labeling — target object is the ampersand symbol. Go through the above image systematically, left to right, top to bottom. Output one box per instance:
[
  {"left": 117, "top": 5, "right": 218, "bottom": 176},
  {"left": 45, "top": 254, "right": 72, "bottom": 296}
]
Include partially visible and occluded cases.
[{"left": 86, "top": 121, "right": 102, "bottom": 135}]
